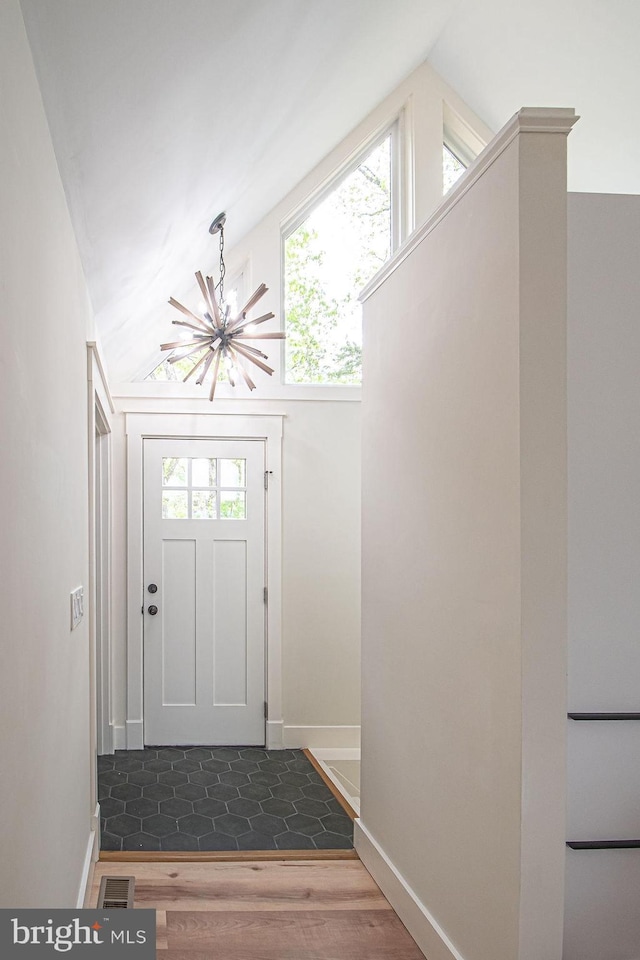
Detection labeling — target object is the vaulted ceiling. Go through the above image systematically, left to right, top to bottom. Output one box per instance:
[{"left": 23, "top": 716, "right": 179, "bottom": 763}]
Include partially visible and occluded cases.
[{"left": 20, "top": 0, "right": 640, "bottom": 382}]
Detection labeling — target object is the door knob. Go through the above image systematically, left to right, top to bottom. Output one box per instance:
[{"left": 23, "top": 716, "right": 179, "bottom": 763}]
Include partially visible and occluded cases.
[
  {"left": 148, "top": 583, "right": 158, "bottom": 594},
  {"left": 148, "top": 605, "right": 158, "bottom": 615}
]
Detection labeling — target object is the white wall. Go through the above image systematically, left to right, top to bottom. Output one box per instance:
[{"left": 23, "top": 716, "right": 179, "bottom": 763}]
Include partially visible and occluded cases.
[
  {"left": 0, "top": 0, "right": 94, "bottom": 907},
  {"left": 358, "top": 110, "right": 574, "bottom": 960},
  {"left": 564, "top": 193, "right": 640, "bottom": 960},
  {"left": 567, "top": 193, "right": 640, "bottom": 712},
  {"left": 108, "top": 396, "right": 361, "bottom": 745},
  {"left": 279, "top": 401, "right": 361, "bottom": 733}
]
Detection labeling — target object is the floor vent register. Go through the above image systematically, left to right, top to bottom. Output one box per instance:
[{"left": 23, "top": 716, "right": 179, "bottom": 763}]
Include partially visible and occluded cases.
[{"left": 97, "top": 876, "right": 135, "bottom": 909}]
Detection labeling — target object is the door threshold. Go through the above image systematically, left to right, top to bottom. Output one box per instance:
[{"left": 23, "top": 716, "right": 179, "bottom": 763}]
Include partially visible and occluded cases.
[{"left": 99, "top": 850, "right": 359, "bottom": 863}]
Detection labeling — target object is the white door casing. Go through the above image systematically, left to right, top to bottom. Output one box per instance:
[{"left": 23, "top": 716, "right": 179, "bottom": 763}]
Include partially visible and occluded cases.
[
  {"left": 125, "top": 412, "right": 284, "bottom": 751},
  {"left": 143, "top": 437, "right": 266, "bottom": 745}
]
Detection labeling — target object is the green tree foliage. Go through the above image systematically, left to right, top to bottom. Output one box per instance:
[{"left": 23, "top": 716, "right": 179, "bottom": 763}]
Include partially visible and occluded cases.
[
  {"left": 284, "top": 136, "right": 392, "bottom": 385},
  {"left": 443, "top": 144, "right": 466, "bottom": 194},
  {"left": 284, "top": 225, "right": 341, "bottom": 383}
]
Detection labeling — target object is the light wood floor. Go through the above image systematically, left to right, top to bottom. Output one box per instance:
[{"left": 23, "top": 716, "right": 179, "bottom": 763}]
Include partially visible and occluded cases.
[{"left": 90, "top": 859, "right": 425, "bottom": 959}]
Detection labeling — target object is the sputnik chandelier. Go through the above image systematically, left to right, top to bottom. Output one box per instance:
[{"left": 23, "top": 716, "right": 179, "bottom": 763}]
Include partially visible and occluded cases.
[{"left": 160, "top": 212, "right": 285, "bottom": 400}]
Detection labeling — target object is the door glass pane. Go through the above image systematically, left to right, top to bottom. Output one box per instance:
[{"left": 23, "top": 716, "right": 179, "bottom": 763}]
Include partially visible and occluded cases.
[
  {"left": 192, "top": 457, "right": 217, "bottom": 487},
  {"left": 162, "top": 458, "right": 188, "bottom": 486},
  {"left": 219, "top": 458, "right": 246, "bottom": 488},
  {"left": 162, "top": 490, "right": 188, "bottom": 519},
  {"left": 220, "top": 490, "right": 246, "bottom": 519},
  {"left": 192, "top": 491, "right": 217, "bottom": 519}
]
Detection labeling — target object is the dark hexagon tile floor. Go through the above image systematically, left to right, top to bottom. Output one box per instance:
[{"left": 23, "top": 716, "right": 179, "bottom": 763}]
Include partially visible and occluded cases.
[{"left": 98, "top": 748, "right": 353, "bottom": 851}]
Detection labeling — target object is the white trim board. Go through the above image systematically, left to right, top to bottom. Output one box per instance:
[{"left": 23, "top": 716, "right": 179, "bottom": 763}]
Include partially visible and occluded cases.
[
  {"left": 87, "top": 341, "right": 115, "bottom": 414},
  {"left": 112, "top": 380, "right": 361, "bottom": 404},
  {"left": 125, "top": 413, "right": 284, "bottom": 750},
  {"left": 266, "top": 721, "right": 283, "bottom": 749},
  {"left": 112, "top": 724, "right": 126, "bottom": 751},
  {"left": 283, "top": 725, "right": 361, "bottom": 749},
  {"left": 309, "top": 747, "right": 361, "bottom": 761},
  {"left": 308, "top": 749, "right": 360, "bottom": 816},
  {"left": 77, "top": 808, "right": 100, "bottom": 909},
  {"left": 355, "top": 819, "right": 466, "bottom": 960}
]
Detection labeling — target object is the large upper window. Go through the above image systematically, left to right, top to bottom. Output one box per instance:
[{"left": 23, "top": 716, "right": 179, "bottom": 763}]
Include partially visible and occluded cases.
[{"left": 283, "top": 128, "right": 396, "bottom": 385}]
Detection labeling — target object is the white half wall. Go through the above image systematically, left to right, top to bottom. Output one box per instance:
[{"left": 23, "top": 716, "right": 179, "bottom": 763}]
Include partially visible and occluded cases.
[
  {"left": 0, "top": 0, "right": 94, "bottom": 907},
  {"left": 359, "top": 109, "right": 575, "bottom": 960}
]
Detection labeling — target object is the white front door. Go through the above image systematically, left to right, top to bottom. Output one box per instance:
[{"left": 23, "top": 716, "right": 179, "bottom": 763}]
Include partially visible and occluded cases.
[{"left": 143, "top": 438, "right": 266, "bottom": 745}]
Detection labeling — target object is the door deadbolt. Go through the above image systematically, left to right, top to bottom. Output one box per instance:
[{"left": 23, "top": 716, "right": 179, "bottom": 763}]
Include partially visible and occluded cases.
[
  {"left": 147, "top": 583, "right": 158, "bottom": 594},
  {"left": 148, "top": 605, "right": 158, "bottom": 615}
]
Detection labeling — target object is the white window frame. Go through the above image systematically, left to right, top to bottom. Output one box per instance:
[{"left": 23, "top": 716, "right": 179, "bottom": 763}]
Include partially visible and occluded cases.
[
  {"left": 443, "top": 100, "right": 486, "bottom": 170},
  {"left": 280, "top": 108, "right": 411, "bottom": 387}
]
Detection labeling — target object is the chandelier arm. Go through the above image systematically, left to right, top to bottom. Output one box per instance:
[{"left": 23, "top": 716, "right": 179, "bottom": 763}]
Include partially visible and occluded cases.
[
  {"left": 195, "top": 271, "right": 216, "bottom": 320},
  {"left": 231, "top": 283, "right": 268, "bottom": 325},
  {"left": 168, "top": 298, "right": 214, "bottom": 332},
  {"left": 228, "top": 312, "right": 275, "bottom": 335},
  {"left": 172, "top": 319, "right": 214, "bottom": 334},
  {"left": 234, "top": 332, "right": 285, "bottom": 340},
  {"left": 161, "top": 337, "right": 211, "bottom": 351},
  {"left": 229, "top": 340, "right": 269, "bottom": 359},
  {"left": 231, "top": 340, "right": 275, "bottom": 375},
  {"left": 168, "top": 342, "right": 213, "bottom": 364},
  {"left": 220, "top": 346, "right": 238, "bottom": 387},
  {"left": 167, "top": 347, "right": 201, "bottom": 364},
  {"left": 182, "top": 348, "right": 213, "bottom": 381},
  {"left": 195, "top": 348, "right": 216, "bottom": 386},
  {"left": 230, "top": 349, "right": 257, "bottom": 391},
  {"left": 209, "top": 350, "right": 222, "bottom": 401}
]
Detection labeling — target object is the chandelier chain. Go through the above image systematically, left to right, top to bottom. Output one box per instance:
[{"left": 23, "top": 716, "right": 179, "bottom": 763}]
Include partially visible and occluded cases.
[{"left": 217, "top": 225, "right": 226, "bottom": 307}]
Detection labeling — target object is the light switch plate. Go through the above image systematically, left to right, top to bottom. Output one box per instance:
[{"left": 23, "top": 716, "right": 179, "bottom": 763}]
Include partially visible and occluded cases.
[{"left": 70, "top": 586, "right": 84, "bottom": 630}]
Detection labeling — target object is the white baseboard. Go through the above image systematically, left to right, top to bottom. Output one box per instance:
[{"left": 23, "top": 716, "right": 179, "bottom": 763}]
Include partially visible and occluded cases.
[
  {"left": 126, "top": 720, "right": 144, "bottom": 750},
  {"left": 266, "top": 720, "right": 283, "bottom": 749},
  {"left": 117, "top": 722, "right": 359, "bottom": 751},
  {"left": 99, "top": 724, "right": 114, "bottom": 756},
  {"left": 112, "top": 724, "right": 126, "bottom": 751},
  {"left": 283, "top": 725, "right": 361, "bottom": 749},
  {"left": 308, "top": 747, "right": 360, "bottom": 761},
  {"left": 76, "top": 807, "right": 100, "bottom": 909},
  {"left": 355, "top": 819, "right": 467, "bottom": 960}
]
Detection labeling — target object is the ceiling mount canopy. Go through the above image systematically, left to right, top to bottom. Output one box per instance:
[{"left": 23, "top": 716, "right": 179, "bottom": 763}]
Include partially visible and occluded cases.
[
  {"left": 208, "top": 212, "right": 227, "bottom": 234},
  {"left": 161, "top": 213, "right": 285, "bottom": 400}
]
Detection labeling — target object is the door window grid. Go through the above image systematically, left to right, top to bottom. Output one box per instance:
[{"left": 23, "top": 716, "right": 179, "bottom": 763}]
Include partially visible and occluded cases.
[{"left": 162, "top": 457, "right": 247, "bottom": 519}]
